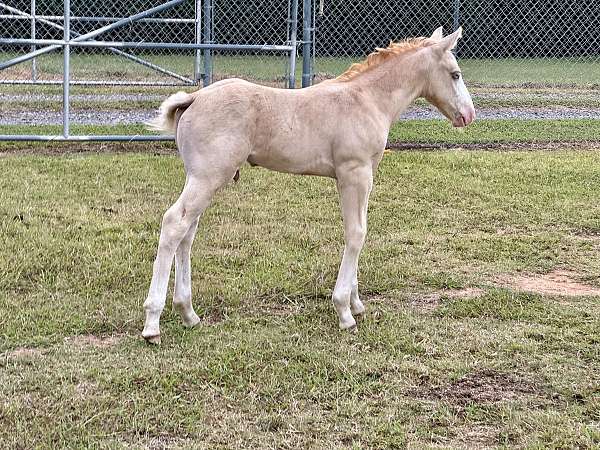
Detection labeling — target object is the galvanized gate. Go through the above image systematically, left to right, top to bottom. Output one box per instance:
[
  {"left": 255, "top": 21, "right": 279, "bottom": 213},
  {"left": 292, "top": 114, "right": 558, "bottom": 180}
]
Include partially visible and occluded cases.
[{"left": 0, "top": 0, "right": 314, "bottom": 141}]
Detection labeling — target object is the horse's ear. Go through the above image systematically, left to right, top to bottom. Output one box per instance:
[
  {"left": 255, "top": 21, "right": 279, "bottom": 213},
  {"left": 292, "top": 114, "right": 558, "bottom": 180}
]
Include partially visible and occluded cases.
[
  {"left": 435, "top": 26, "right": 462, "bottom": 52},
  {"left": 430, "top": 27, "right": 443, "bottom": 41}
]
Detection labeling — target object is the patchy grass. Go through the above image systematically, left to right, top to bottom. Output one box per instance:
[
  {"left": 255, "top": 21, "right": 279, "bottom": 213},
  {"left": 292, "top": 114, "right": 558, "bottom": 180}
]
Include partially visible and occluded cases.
[
  {"left": 0, "top": 52, "right": 291, "bottom": 84},
  {"left": 4, "top": 52, "right": 600, "bottom": 86},
  {"left": 316, "top": 56, "right": 600, "bottom": 87},
  {"left": 4, "top": 89, "right": 600, "bottom": 114},
  {"left": 3, "top": 118, "right": 600, "bottom": 149},
  {"left": 388, "top": 119, "right": 600, "bottom": 144},
  {"left": 1, "top": 149, "right": 600, "bottom": 448}
]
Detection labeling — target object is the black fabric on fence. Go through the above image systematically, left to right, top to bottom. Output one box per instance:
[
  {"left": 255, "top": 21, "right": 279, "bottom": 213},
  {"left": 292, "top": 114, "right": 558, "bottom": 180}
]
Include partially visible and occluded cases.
[{"left": 3, "top": 0, "right": 599, "bottom": 58}]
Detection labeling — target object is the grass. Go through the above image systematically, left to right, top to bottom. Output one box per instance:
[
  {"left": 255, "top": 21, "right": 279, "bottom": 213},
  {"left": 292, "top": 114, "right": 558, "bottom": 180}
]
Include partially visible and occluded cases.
[
  {"left": 3, "top": 51, "right": 600, "bottom": 87},
  {"left": 317, "top": 56, "right": 600, "bottom": 87},
  {"left": 5, "top": 88, "right": 600, "bottom": 113},
  {"left": 2, "top": 119, "right": 600, "bottom": 148},
  {"left": 387, "top": 119, "right": 600, "bottom": 144},
  {"left": 1, "top": 148, "right": 600, "bottom": 448}
]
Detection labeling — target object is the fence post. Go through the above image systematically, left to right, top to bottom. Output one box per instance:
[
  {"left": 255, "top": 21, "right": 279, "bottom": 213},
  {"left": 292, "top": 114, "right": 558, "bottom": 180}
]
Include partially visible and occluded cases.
[
  {"left": 30, "top": 0, "right": 37, "bottom": 81},
  {"left": 63, "top": 0, "right": 70, "bottom": 138},
  {"left": 194, "top": 0, "right": 202, "bottom": 84},
  {"left": 203, "top": 0, "right": 213, "bottom": 86},
  {"left": 288, "top": 0, "right": 299, "bottom": 88},
  {"left": 301, "top": 0, "right": 312, "bottom": 87},
  {"left": 453, "top": 0, "right": 460, "bottom": 57}
]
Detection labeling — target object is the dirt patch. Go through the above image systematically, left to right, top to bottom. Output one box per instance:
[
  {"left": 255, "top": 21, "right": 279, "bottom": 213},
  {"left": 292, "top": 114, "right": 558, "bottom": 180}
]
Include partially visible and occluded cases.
[
  {"left": 3, "top": 140, "right": 600, "bottom": 158},
  {"left": 387, "top": 140, "right": 600, "bottom": 152},
  {"left": 0, "top": 141, "right": 176, "bottom": 158},
  {"left": 572, "top": 228, "right": 600, "bottom": 247},
  {"left": 498, "top": 269, "right": 600, "bottom": 297},
  {"left": 410, "top": 287, "right": 486, "bottom": 310},
  {"left": 201, "top": 308, "right": 228, "bottom": 325},
  {"left": 65, "top": 333, "right": 124, "bottom": 349},
  {"left": 3, "top": 347, "right": 44, "bottom": 359},
  {"left": 413, "top": 369, "right": 540, "bottom": 406},
  {"left": 449, "top": 424, "right": 499, "bottom": 448},
  {"left": 119, "top": 434, "right": 194, "bottom": 450}
]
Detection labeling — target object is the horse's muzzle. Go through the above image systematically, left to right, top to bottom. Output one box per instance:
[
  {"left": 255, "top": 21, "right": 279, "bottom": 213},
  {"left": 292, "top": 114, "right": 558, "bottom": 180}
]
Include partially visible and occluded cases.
[{"left": 452, "top": 107, "right": 476, "bottom": 127}]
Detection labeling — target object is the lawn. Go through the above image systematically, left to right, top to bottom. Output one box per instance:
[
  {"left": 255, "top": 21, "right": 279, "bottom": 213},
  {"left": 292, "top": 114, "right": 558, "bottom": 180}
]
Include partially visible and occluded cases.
[
  {"left": 3, "top": 51, "right": 600, "bottom": 87},
  {"left": 3, "top": 118, "right": 600, "bottom": 146},
  {"left": 1, "top": 148, "right": 600, "bottom": 448}
]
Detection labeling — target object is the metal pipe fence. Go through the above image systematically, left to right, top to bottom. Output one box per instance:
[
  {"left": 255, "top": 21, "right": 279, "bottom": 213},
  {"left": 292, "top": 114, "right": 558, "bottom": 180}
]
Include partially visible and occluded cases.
[
  {"left": 0, "top": 0, "right": 310, "bottom": 141},
  {"left": 1, "top": 0, "right": 599, "bottom": 143}
]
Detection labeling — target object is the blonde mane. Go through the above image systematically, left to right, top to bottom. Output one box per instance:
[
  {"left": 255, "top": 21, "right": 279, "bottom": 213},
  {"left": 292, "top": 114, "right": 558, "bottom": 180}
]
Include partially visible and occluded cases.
[{"left": 336, "top": 37, "right": 433, "bottom": 82}]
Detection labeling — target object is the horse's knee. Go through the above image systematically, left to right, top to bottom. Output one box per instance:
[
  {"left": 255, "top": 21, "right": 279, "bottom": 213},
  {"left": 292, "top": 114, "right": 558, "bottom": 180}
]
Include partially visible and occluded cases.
[{"left": 345, "top": 227, "right": 366, "bottom": 252}]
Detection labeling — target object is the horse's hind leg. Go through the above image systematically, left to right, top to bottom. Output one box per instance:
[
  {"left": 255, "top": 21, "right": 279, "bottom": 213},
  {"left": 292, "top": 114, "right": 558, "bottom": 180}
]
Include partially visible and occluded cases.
[
  {"left": 142, "top": 164, "right": 237, "bottom": 344},
  {"left": 173, "top": 217, "right": 200, "bottom": 327}
]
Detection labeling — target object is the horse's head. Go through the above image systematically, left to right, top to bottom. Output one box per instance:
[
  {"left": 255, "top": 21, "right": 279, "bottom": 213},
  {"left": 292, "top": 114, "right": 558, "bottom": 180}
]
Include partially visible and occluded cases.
[{"left": 421, "top": 27, "right": 475, "bottom": 127}]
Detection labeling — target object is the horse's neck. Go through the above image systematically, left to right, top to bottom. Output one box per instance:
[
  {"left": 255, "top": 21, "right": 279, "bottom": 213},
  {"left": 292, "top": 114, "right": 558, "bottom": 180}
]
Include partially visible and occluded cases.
[{"left": 349, "top": 55, "right": 426, "bottom": 123}]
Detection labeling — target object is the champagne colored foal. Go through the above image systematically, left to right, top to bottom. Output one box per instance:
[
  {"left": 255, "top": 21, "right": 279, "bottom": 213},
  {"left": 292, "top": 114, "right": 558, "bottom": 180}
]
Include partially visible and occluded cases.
[{"left": 142, "top": 27, "right": 475, "bottom": 343}]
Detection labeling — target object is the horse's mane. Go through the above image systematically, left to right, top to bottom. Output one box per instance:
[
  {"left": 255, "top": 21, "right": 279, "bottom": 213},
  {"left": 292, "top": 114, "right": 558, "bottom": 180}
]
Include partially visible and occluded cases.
[{"left": 336, "top": 37, "right": 434, "bottom": 82}]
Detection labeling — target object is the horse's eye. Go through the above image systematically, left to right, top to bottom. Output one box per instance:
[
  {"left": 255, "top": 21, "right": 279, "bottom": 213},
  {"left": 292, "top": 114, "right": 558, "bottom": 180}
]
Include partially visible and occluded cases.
[{"left": 451, "top": 72, "right": 461, "bottom": 80}]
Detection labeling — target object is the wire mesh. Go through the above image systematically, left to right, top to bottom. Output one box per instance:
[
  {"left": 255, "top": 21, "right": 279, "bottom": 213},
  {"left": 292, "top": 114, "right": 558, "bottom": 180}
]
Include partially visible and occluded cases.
[
  {"left": 210, "top": 0, "right": 292, "bottom": 87},
  {"left": 313, "top": 0, "right": 600, "bottom": 88}
]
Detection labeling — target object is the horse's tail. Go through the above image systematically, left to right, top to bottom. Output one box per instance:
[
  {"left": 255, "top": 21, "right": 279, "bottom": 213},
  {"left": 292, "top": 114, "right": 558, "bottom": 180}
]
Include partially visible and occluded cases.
[{"left": 145, "top": 91, "right": 195, "bottom": 134}]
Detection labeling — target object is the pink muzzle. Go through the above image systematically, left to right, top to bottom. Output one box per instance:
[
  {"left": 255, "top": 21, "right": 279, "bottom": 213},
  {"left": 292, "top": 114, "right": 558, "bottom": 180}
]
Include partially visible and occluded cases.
[{"left": 452, "top": 106, "right": 476, "bottom": 127}]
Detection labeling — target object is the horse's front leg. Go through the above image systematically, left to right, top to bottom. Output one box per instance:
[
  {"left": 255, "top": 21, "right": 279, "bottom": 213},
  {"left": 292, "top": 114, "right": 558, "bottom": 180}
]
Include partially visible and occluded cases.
[
  {"left": 332, "top": 164, "right": 373, "bottom": 331},
  {"left": 349, "top": 182, "right": 372, "bottom": 319}
]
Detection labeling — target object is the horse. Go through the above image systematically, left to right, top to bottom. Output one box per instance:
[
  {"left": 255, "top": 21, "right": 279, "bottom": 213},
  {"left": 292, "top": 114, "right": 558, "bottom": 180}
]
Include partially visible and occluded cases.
[{"left": 142, "top": 26, "right": 476, "bottom": 344}]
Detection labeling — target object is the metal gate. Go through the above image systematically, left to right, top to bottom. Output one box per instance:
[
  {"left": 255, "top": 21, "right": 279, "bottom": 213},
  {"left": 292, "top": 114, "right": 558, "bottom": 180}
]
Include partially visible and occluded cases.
[{"left": 0, "top": 0, "right": 314, "bottom": 141}]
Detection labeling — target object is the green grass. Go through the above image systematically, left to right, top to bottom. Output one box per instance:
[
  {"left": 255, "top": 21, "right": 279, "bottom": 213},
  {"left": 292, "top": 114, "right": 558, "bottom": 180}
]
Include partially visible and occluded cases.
[
  {"left": 2, "top": 51, "right": 291, "bottom": 85},
  {"left": 3, "top": 51, "right": 600, "bottom": 87},
  {"left": 316, "top": 56, "right": 600, "bottom": 87},
  {"left": 460, "top": 57, "right": 600, "bottom": 87},
  {"left": 5, "top": 88, "right": 600, "bottom": 113},
  {"left": 2, "top": 119, "right": 600, "bottom": 148},
  {"left": 387, "top": 119, "right": 600, "bottom": 144},
  {"left": 0, "top": 123, "right": 148, "bottom": 137},
  {"left": 2, "top": 149, "right": 600, "bottom": 448}
]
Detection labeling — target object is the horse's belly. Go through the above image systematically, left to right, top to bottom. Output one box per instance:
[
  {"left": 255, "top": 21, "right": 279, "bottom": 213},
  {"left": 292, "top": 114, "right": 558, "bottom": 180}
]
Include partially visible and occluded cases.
[{"left": 247, "top": 148, "right": 335, "bottom": 178}]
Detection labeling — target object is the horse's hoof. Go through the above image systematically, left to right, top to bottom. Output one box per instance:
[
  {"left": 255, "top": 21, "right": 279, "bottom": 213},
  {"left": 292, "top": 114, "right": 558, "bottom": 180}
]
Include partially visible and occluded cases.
[
  {"left": 351, "top": 301, "right": 365, "bottom": 317},
  {"left": 352, "top": 308, "right": 366, "bottom": 319},
  {"left": 183, "top": 314, "right": 201, "bottom": 328},
  {"left": 339, "top": 317, "right": 358, "bottom": 333},
  {"left": 347, "top": 324, "right": 358, "bottom": 334},
  {"left": 144, "top": 334, "right": 161, "bottom": 345}
]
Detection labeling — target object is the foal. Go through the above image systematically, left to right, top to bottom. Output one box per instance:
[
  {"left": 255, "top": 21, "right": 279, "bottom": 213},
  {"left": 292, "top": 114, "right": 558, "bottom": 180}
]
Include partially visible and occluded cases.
[{"left": 142, "top": 27, "right": 475, "bottom": 343}]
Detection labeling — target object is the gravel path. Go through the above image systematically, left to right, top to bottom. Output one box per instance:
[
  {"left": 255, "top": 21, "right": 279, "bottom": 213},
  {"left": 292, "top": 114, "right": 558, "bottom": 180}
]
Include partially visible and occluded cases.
[
  {"left": 2, "top": 89, "right": 600, "bottom": 125},
  {"left": 4, "top": 90, "right": 599, "bottom": 103},
  {"left": 2, "top": 93, "right": 166, "bottom": 102},
  {"left": 1, "top": 105, "right": 599, "bottom": 126},
  {"left": 401, "top": 105, "right": 600, "bottom": 120},
  {"left": 0, "top": 110, "right": 157, "bottom": 126}
]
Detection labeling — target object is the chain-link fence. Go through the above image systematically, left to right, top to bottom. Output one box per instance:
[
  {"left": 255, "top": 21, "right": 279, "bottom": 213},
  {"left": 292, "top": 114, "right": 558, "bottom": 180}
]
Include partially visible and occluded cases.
[{"left": 314, "top": 1, "right": 600, "bottom": 86}]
